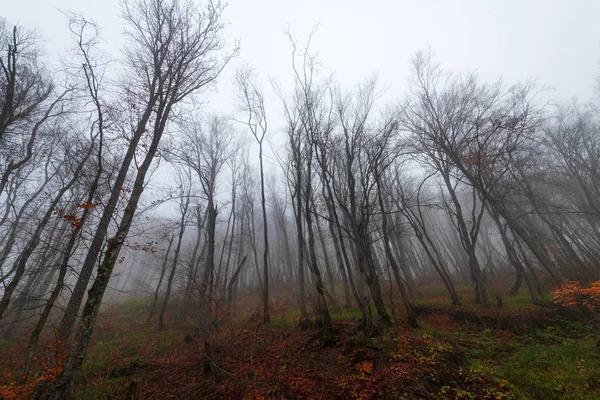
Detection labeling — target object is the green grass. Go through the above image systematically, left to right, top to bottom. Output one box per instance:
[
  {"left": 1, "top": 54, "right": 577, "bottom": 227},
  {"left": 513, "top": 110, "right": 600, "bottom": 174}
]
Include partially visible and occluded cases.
[
  {"left": 2, "top": 284, "right": 595, "bottom": 400},
  {"left": 502, "top": 294, "right": 551, "bottom": 309},
  {"left": 112, "top": 297, "right": 154, "bottom": 315},
  {"left": 76, "top": 302, "right": 187, "bottom": 399},
  {"left": 253, "top": 302, "right": 365, "bottom": 331},
  {"left": 267, "top": 307, "right": 303, "bottom": 329},
  {"left": 332, "top": 307, "right": 363, "bottom": 321},
  {"left": 422, "top": 317, "right": 600, "bottom": 400},
  {"left": 493, "top": 323, "right": 600, "bottom": 399},
  {"left": 82, "top": 324, "right": 185, "bottom": 376},
  {"left": 0, "top": 337, "right": 13, "bottom": 352},
  {"left": 494, "top": 337, "right": 600, "bottom": 399},
  {"left": 81, "top": 339, "right": 121, "bottom": 376},
  {"left": 76, "top": 375, "right": 128, "bottom": 399}
]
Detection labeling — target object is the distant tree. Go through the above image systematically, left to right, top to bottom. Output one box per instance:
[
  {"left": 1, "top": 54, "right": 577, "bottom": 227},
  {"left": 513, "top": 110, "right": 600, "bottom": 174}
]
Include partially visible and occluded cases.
[
  {"left": 287, "top": 33, "right": 334, "bottom": 329},
  {"left": 403, "top": 50, "right": 559, "bottom": 296},
  {"left": 235, "top": 68, "right": 271, "bottom": 324},
  {"left": 333, "top": 78, "right": 392, "bottom": 326},
  {"left": 174, "top": 114, "right": 238, "bottom": 371},
  {"left": 158, "top": 165, "right": 192, "bottom": 331},
  {"left": 146, "top": 233, "right": 175, "bottom": 326}
]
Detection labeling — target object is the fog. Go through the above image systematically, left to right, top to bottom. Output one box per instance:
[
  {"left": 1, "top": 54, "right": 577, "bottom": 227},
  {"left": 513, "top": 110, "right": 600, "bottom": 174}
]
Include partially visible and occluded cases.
[{"left": 1, "top": 1, "right": 600, "bottom": 397}]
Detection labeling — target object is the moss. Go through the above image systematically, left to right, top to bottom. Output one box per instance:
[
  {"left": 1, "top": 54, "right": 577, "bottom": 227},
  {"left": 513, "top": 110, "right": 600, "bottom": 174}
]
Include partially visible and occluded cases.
[{"left": 493, "top": 338, "right": 600, "bottom": 399}]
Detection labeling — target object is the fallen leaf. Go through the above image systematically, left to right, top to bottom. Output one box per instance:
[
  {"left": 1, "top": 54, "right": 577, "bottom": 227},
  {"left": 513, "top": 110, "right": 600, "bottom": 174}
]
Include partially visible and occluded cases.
[{"left": 359, "top": 360, "right": 374, "bottom": 374}]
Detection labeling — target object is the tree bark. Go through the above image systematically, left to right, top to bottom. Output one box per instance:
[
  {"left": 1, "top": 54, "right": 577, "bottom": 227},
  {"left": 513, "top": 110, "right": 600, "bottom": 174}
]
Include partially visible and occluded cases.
[{"left": 146, "top": 235, "right": 175, "bottom": 326}]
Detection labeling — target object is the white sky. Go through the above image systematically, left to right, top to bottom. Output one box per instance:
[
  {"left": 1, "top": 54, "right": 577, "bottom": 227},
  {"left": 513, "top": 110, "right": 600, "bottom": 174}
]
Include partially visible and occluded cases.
[
  {"left": 4, "top": 0, "right": 600, "bottom": 166},
  {"left": 4, "top": 0, "right": 600, "bottom": 96}
]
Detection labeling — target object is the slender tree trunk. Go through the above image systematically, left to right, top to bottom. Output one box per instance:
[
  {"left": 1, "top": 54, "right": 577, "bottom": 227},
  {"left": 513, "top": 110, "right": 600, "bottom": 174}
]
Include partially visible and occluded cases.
[
  {"left": 51, "top": 96, "right": 170, "bottom": 398},
  {"left": 57, "top": 104, "right": 154, "bottom": 342},
  {"left": 258, "top": 145, "right": 270, "bottom": 324},
  {"left": 304, "top": 145, "right": 332, "bottom": 328},
  {"left": 293, "top": 163, "right": 309, "bottom": 321},
  {"left": 0, "top": 167, "right": 54, "bottom": 276},
  {"left": 439, "top": 171, "right": 487, "bottom": 304},
  {"left": 337, "top": 173, "right": 372, "bottom": 325},
  {"left": 466, "top": 174, "right": 562, "bottom": 285},
  {"left": 375, "top": 176, "right": 418, "bottom": 327},
  {"left": 0, "top": 178, "right": 78, "bottom": 319},
  {"left": 21, "top": 185, "right": 100, "bottom": 378},
  {"left": 323, "top": 191, "right": 352, "bottom": 307},
  {"left": 219, "top": 195, "right": 236, "bottom": 313},
  {"left": 199, "top": 197, "right": 217, "bottom": 374},
  {"left": 158, "top": 199, "right": 189, "bottom": 330},
  {"left": 215, "top": 200, "right": 234, "bottom": 311},
  {"left": 486, "top": 204, "right": 539, "bottom": 304},
  {"left": 247, "top": 205, "right": 263, "bottom": 290},
  {"left": 227, "top": 206, "right": 246, "bottom": 309},
  {"left": 179, "top": 207, "right": 205, "bottom": 322},
  {"left": 315, "top": 208, "right": 336, "bottom": 297},
  {"left": 276, "top": 212, "right": 296, "bottom": 291},
  {"left": 406, "top": 214, "right": 461, "bottom": 306},
  {"left": 5, "top": 217, "right": 62, "bottom": 318},
  {"left": 360, "top": 225, "right": 391, "bottom": 324},
  {"left": 390, "top": 233, "right": 417, "bottom": 299},
  {"left": 146, "top": 235, "right": 174, "bottom": 326},
  {"left": 515, "top": 238, "right": 544, "bottom": 296},
  {"left": 227, "top": 257, "right": 247, "bottom": 310}
]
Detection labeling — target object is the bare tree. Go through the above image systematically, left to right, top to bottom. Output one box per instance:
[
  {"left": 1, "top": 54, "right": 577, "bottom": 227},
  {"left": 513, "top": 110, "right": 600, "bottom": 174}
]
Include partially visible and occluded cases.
[
  {"left": 51, "top": 1, "right": 235, "bottom": 396},
  {"left": 287, "top": 33, "right": 335, "bottom": 329},
  {"left": 403, "top": 50, "right": 559, "bottom": 295},
  {"left": 235, "top": 68, "right": 271, "bottom": 324},
  {"left": 333, "top": 77, "right": 392, "bottom": 326},
  {"left": 276, "top": 82, "right": 310, "bottom": 321},
  {"left": 172, "top": 114, "right": 237, "bottom": 371},
  {"left": 371, "top": 128, "right": 419, "bottom": 327},
  {"left": 158, "top": 165, "right": 192, "bottom": 331},
  {"left": 394, "top": 173, "right": 461, "bottom": 306},
  {"left": 146, "top": 233, "right": 175, "bottom": 326}
]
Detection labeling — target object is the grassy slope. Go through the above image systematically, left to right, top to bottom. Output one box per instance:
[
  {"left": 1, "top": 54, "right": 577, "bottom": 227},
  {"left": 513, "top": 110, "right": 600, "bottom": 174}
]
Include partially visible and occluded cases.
[{"left": 1, "top": 285, "right": 599, "bottom": 399}]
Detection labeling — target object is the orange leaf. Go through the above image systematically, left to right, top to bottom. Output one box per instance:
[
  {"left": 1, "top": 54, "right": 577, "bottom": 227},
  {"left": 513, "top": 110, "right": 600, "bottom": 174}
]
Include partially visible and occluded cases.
[{"left": 359, "top": 360, "right": 374, "bottom": 374}]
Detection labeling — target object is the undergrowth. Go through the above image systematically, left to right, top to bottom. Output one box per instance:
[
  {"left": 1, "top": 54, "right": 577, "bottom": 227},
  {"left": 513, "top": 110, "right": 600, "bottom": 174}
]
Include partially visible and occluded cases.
[{"left": 1, "top": 281, "right": 599, "bottom": 399}]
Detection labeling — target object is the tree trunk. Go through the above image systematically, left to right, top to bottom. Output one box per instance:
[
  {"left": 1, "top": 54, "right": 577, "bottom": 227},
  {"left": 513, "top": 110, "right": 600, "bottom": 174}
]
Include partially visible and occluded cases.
[
  {"left": 51, "top": 97, "right": 171, "bottom": 399},
  {"left": 57, "top": 104, "right": 154, "bottom": 342},
  {"left": 258, "top": 145, "right": 270, "bottom": 324},
  {"left": 304, "top": 145, "right": 332, "bottom": 328},
  {"left": 293, "top": 159, "right": 309, "bottom": 321},
  {"left": 439, "top": 170, "right": 487, "bottom": 305},
  {"left": 375, "top": 176, "right": 418, "bottom": 327},
  {"left": 0, "top": 178, "right": 78, "bottom": 319},
  {"left": 21, "top": 182, "right": 100, "bottom": 377},
  {"left": 158, "top": 196, "right": 189, "bottom": 331},
  {"left": 486, "top": 204, "right": 539, "bottom": 304},
  {"left": 227, "top": 206, "right": 246, "bottom": 309},
  {"left": 179, "top": 207, "right": 205, "bottom": 322},
  {"left": 315, "top": 209, "right": 336, "bottom": 297},
  {"left": 405, "top": 210, "right": 461, "bottom": 306},
  {"left": 146, "top": 235, "right": 175, "bottom": 326}
]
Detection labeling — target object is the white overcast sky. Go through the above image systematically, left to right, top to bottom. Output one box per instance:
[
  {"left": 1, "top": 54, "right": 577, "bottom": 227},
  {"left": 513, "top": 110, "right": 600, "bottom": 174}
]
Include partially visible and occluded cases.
[
  {"left": 4, "top": 0, "right": 600, "bottom": 128},
  {"left": 4, "top": 0, "right": 600, "bottom": 220}
]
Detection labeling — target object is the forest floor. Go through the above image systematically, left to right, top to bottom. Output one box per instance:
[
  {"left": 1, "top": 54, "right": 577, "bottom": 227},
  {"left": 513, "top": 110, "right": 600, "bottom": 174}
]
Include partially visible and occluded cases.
[{"left": 1, "top": 285, "right": 600, "bottom": 399}]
